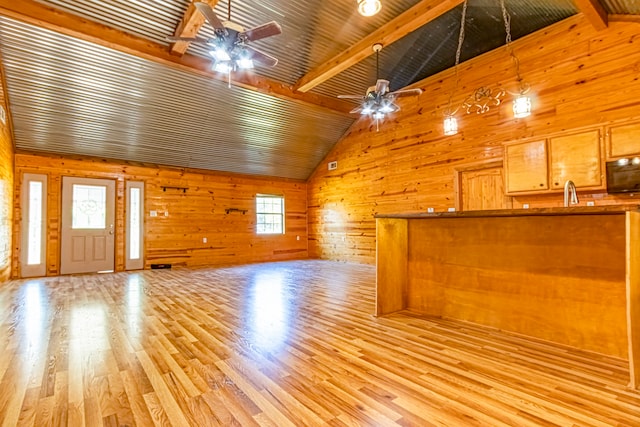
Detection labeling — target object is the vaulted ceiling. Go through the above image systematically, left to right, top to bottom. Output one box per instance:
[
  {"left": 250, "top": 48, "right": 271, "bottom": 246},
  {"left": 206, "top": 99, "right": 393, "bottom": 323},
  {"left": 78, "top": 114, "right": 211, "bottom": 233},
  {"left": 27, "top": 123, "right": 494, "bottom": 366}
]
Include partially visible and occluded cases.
[{"left": 0, "top": 0, "right": 638, "bottom": 179}]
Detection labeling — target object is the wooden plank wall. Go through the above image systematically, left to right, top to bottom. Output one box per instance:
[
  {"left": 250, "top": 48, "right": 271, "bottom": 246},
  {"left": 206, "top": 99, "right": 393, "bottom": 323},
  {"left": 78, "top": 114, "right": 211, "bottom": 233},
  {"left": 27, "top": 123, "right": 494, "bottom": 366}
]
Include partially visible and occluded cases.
[
  {"left": 307, "top": 16, "right": 640, "bottom": 264},
  {"left": 0, "top": 69, "right": 13, "bottom": 283},
  {"left": 0, "top": 118, "right": 12, "bottom": 283},
  {"left": 12, "top": 152, "right": 308, "bottom": 277}
]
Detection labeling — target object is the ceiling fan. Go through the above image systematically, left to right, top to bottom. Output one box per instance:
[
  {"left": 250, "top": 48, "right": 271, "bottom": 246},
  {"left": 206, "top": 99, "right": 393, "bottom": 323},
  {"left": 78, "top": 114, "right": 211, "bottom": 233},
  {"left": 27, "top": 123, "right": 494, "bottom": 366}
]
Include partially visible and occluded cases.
[
  {"left": 167, "top": 1, "right": 281, "bottom": 74},
  {"left": 338, "top": 43, "right": 422, "bottom": 130}
]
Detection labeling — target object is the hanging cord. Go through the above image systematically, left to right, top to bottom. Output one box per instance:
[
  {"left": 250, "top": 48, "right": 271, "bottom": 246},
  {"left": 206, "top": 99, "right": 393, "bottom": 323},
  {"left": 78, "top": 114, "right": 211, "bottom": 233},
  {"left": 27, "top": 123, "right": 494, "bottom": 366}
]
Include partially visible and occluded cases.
[
  {"left": 228, "top": 0, "right": 232, "bottom": 21},
  {"left": 445, "top": 0, "right": 467, "bottom": 115},
  {"left": 500, "top": 0, "right": 528, "bottom": 93}
]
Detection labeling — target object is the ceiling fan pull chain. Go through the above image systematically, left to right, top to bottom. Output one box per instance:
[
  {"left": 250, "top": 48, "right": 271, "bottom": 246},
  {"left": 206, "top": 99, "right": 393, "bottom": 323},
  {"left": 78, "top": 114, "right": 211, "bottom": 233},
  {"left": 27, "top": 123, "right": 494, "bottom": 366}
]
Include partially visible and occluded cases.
[{"left": 228, "top": 0, "right": 232, "bottom": 21}]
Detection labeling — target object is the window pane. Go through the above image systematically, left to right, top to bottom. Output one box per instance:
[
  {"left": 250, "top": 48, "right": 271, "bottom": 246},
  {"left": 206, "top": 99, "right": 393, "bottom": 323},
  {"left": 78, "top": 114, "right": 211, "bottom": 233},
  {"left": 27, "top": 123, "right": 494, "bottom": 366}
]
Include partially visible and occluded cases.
[
  {"left": 27, "top": 181, "right": 42, "bottom": 265},
  {"left": 72, "top": 184, "right": 106, "bottom": 229},
  {"left": 129, "top": 187, "right": 140, "bottom": 260},
  {"left": 256, "top": 196, "right": 284, "bottom": 234}
]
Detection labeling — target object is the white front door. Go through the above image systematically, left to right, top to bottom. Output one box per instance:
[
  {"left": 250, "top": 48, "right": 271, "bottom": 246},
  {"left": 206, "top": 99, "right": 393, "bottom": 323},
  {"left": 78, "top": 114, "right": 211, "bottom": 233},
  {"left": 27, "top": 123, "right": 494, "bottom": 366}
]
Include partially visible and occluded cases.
[{"left": 60, "top": 177, "right": 116, "bottom": 274}]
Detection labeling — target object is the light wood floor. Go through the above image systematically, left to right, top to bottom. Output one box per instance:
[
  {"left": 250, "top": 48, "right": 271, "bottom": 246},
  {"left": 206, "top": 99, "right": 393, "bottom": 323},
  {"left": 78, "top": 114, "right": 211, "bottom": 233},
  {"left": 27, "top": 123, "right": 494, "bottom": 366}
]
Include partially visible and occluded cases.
[{"left": 1, "top": 260, "right": 639, "bottom": 426}]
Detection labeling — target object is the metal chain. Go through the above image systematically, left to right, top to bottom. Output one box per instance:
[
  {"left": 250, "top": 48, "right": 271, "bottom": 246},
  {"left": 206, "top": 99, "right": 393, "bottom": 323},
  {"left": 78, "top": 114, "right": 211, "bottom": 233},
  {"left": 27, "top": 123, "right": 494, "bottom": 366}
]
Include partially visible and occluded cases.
[
  {"left": 445, "top": 0, "right": 467, "bottom": 114},
  {"left": 500, "top": 0, "right": 524, "bottom": 87}
]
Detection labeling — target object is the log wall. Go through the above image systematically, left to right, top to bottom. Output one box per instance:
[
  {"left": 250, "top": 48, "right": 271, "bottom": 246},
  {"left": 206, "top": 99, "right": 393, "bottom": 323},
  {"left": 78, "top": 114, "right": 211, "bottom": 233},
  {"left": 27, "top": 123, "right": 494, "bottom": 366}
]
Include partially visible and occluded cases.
[
  {"left": 307, "top": 16, "right": 640, "bottom": 264},
  {"left": 12, "top": 152, "right": 308, "bottom": 276}
]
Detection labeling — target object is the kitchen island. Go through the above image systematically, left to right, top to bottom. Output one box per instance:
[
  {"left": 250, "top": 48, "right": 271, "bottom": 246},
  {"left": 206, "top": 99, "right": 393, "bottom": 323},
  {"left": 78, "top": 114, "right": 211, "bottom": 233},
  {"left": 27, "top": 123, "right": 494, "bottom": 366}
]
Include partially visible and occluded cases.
[{"left": 375, "top": 206, "right": 640, "bottom": 389}]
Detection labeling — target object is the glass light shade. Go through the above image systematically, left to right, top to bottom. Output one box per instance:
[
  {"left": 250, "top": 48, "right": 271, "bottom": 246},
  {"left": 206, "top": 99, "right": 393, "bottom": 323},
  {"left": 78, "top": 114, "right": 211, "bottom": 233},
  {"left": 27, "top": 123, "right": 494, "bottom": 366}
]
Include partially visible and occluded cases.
[
  {"left": 357, "top": 0, "right": 381, "bottom": 16},
  {"left": 210, "top": 48, "right": 231, "bottom": 62},
  {"left": 236, "top": 58, "right": 254, "bottom": 69},
  {"left": 214, "top": 61, "right": 232, "bottom": 73},
  {"left": 513, "top": 95, "right": 531, "bottom": 118},
  {"left": 372, "top": 111, "right": 384, "bottom": 120},
  {"left": 443, "top": 116, "right": 458, "bottom": 136}
]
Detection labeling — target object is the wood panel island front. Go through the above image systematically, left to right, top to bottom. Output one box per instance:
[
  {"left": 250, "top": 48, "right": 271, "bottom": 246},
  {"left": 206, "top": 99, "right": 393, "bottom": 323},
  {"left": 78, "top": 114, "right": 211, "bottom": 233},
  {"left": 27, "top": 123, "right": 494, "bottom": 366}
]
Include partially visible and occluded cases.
[{"left": 375, "top": 206, "right": 640, "bottom": 389}]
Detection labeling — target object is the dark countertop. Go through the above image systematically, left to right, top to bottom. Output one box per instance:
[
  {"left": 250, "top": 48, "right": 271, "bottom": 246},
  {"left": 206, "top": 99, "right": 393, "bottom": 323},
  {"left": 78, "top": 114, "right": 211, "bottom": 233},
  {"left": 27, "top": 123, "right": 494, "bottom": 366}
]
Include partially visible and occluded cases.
[{"left": 374, "top": 205, "right": 639, "bottom": 219}]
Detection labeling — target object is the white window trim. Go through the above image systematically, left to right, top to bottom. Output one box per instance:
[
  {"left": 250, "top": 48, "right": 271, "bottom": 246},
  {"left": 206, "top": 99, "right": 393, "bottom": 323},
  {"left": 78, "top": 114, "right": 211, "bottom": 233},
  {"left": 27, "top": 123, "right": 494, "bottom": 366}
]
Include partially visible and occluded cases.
[
  {"left": 21, "top": 173, "right": 47, "bottom": 277},
  {"left": 125, "top": 181, "right": 144, "bottom": 270},
  {"left": 256, "top": 194, "right": 285, "bottom": 235}
]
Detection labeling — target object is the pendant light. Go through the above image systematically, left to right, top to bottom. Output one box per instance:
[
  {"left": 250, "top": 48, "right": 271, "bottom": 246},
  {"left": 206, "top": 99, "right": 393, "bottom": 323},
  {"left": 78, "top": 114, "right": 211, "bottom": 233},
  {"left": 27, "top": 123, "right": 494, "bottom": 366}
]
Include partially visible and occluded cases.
[
  {"left": 443, "top": 0, "right": 468, "bottom": 136},
  {"left": 500, "top": 0, "right": 531, "bottom": 118}
]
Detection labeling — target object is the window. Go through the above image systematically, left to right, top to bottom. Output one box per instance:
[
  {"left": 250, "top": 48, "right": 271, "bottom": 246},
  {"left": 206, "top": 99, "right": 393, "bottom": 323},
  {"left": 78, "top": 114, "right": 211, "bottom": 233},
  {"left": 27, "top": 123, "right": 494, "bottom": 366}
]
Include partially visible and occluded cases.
[
  {"left": 21, "top": 173, "right": 47, "bottom": 277},
  {"left": 126, "top": 181, "right": 144, "bottom": 270},
  {"left": 256, "top": 195, "right": 284, "bottom": 234}
]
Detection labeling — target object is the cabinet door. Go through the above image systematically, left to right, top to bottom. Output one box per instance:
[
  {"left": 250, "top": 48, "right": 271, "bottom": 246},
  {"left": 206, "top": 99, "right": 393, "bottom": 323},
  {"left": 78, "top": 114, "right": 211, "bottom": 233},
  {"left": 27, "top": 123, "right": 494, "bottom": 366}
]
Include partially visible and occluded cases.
[
  {"left": 609, "top": 122, "right": 640, "bottom": 158},
  {"left": 549, "top": 129, "right": 602, "bottom": 189},
  {"left": 505, "top": 140, "right": 548, "bottom": 193}
]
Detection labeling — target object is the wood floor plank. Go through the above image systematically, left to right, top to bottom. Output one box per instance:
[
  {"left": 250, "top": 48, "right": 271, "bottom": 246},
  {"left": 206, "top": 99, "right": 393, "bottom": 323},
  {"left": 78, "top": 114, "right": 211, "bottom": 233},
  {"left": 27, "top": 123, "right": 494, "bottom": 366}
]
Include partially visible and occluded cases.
[{"left": 0, "top": 260, "right": 639, "bottom": 425}]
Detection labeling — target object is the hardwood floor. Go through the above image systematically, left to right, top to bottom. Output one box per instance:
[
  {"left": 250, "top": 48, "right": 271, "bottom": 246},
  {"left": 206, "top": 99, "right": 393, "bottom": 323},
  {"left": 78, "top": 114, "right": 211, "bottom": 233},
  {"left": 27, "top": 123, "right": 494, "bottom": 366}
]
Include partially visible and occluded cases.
[{"left": 1, "top": 260, "right": 639, "bottom": 426}]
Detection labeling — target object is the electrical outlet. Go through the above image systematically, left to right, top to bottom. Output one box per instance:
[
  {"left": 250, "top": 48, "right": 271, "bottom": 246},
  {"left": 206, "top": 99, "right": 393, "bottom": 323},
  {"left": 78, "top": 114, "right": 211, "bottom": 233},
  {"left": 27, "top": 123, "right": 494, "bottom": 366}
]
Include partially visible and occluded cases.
[
  {"left": 328, "top": 161, "right": 338, "bottom": 170},
  {"left": 586, "top": 201, "right": 595, "bottom": 206},
  {"left": 523, "top": 203, "right": 529, "bottom": 209},
  {"left": 427, "top": 207, "right": 434, "bottom": 213},
  {"left": 448, "top": 207, "right": 456, "bottom": 212},
  {"left": 150, "top": 210, "right": 157, "bottom": 217},
  {"left": 296, "top": 235, "right": 300, "bottom": 241},
  {"left": 203, "top": 237, "right": 207, "bottom": 243}
]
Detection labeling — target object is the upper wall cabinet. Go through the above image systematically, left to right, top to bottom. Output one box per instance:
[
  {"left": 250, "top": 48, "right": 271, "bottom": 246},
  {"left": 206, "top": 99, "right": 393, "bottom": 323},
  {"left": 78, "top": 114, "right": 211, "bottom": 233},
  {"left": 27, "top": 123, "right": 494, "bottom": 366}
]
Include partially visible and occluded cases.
[
  {"left": 609, "top": 122, "right": 640, "bottom": 159},
  {"left": 505, "top": 129, "right": 604, "bottom": 195},
  {"left": 549, "top": 129, "right": 602, "bottom": 190},
  {"left": 505, "top": 140, "right": 548, "bottom": 193}
]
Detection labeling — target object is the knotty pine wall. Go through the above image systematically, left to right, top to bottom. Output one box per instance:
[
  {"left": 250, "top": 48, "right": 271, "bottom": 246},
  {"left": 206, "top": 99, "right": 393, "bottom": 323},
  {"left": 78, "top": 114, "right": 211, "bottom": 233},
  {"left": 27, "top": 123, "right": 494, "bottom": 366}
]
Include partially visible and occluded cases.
[
  {"left": 307, "top": 16, "right": 640, "bottom": 265},
  {"left": 0, "top": 114, "right": 12, "bottom": 283},
  {"left": 12, "top": 152, "right": 307, "bottom": 277}
]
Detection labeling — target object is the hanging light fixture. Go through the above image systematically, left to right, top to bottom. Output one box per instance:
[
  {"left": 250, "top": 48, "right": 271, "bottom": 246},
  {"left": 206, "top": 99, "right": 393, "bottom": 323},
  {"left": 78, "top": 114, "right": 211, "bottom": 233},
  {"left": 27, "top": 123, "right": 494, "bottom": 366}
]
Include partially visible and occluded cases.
[
  {"left": 357, "top": 0, "right": 382, "bottom": 17},
  {"left": 443, "top": 0, "right": 468, "bottom": 136},
  {"left": 500, "top": 0, "right": 531, "bottom": 118}
]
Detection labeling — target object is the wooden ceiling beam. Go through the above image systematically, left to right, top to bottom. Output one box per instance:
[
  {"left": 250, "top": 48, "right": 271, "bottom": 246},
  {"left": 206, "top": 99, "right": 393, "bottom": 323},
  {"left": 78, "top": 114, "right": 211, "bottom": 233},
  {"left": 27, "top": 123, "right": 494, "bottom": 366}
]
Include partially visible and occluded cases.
[
  {"left": 0, "top": 0, "right": 353, "bottom": 115},
  {"left": 170, "top": 0, "right": 221, "bottom": 56},
  {"left": 293, "top": 0, "right": 464, "bottom": 93},
  {"left": 572, "top": 0, "right": 608, "bottom": 30},
  {"left": 609, "top": 14, "right": 640, "bottom": 24}
]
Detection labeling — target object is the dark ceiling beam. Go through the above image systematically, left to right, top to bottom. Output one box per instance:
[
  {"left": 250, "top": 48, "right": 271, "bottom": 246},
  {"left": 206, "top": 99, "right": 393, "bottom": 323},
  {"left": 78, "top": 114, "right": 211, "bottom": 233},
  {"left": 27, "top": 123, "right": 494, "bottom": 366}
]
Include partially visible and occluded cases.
[
  {"left": 0, "top": 0, "right": 353, "bottom": 115},
  {"left": 170, "top": 0, "right": 221, "bottom": 56},
  {"left": 293, "top": 0, "right": 465, "bottom": 93},
  {"left": 572, "top": 0, "right": 608, "bottom": 30}
]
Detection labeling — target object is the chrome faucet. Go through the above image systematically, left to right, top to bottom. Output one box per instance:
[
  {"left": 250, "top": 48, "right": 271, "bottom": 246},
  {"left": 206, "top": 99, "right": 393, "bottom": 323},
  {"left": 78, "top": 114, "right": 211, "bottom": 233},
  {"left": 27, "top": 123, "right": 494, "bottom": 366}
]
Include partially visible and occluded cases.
[{"left": 563, "top": 180, "right": 579, "bottom": 207}]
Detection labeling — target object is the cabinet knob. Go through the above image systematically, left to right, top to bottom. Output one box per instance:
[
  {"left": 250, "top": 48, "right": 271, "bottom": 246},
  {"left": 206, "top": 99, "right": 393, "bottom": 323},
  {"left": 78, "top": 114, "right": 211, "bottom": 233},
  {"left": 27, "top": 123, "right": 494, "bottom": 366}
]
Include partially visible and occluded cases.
[{"left": 540, "top": 183, "right": 544, "bottom": 187}]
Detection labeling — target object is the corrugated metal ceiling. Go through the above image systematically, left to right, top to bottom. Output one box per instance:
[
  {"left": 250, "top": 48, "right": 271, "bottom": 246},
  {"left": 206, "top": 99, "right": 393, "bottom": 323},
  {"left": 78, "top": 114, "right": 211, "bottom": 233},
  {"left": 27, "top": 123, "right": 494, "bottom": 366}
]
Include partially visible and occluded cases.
[
  {"left": 2, "top": 0, "right": 639, "bottom": 179},
  {"left": 0, "top": 16, "right": 353, "bottom": 179}
]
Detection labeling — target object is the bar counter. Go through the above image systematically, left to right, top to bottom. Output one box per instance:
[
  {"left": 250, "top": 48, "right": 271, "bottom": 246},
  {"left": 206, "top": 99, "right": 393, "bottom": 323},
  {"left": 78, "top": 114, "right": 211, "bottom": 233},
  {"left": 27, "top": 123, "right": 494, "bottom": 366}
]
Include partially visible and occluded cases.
[{"left": 375, "top": 205, "right": 640, "bottom": 389}]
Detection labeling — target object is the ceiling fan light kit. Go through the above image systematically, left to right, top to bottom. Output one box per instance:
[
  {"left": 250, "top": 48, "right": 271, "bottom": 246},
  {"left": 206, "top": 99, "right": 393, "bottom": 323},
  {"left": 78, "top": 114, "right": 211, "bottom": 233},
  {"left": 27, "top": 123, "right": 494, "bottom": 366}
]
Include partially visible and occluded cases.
[{"left": 357, "top": 0, "right": 382, "bottom": 17}]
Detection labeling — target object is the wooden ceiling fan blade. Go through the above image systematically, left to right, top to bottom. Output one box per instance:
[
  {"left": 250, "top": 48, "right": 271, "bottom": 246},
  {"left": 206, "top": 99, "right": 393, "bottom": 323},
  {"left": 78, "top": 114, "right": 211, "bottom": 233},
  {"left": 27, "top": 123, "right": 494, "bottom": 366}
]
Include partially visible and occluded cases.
[
  {"left": 194, "top": 2, "right": 226, "bottom": 31},
  {"left": 242, "top": 21, "right": 282, "bottom": 42},
  {"left": 245, "top": 45, "right": 278, "bottom": 67},
  {"left": 388, "top": 88, "right": 423, "bottom": 97},
  {"left": 337, "top": 95, "right": 365, "bottom": 99}
]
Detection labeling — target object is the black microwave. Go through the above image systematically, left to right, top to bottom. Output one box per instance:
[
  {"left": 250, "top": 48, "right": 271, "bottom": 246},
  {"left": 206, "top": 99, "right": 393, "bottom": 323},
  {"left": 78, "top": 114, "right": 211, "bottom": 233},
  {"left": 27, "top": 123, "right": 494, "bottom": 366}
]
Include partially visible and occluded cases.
[{"left": 606, "top": 158, "right": 640, "bottom": 193}]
